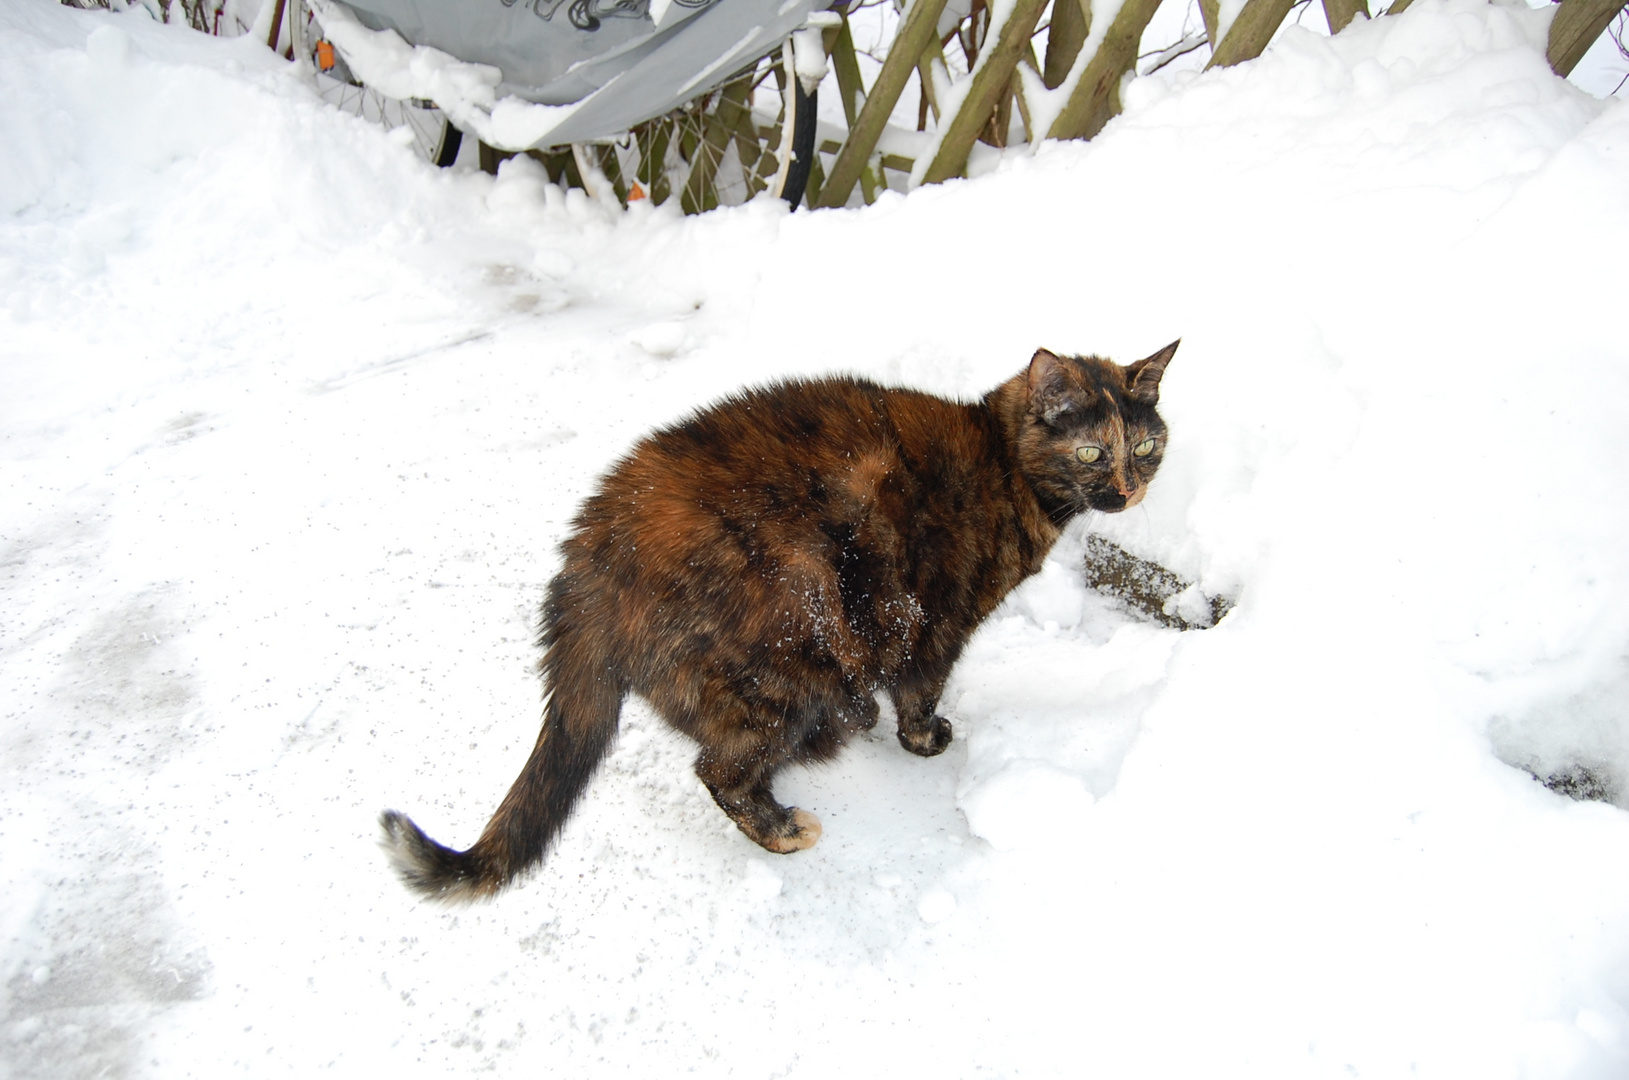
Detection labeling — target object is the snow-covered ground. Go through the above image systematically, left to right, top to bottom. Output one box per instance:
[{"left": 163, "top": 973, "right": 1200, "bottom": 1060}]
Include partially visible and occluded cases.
[{"left": 4, "top": 0, "right": 1629, "bottom": 1076}]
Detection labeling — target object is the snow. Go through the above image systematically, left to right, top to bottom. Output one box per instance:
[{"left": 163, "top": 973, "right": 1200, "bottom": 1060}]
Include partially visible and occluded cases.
[
  {"left": 4, "top": 0, "right": 1629, "bottom": 1077},
  {"left": 301, "top": 0, "right": 589, "bottom": 152},
  {"left": 792, "top": 23, "right": 833, "bottom": 94}
]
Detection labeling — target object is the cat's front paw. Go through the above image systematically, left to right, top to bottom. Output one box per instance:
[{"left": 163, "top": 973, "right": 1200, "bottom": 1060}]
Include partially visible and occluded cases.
[{"left": 897, "top": 715, "right": 953, "bottom": 757}]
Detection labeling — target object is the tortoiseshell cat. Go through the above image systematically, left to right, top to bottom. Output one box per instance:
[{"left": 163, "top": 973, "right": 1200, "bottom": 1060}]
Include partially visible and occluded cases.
[{"left": 382, "top": 343, "right": 1178, "bottom": 901}]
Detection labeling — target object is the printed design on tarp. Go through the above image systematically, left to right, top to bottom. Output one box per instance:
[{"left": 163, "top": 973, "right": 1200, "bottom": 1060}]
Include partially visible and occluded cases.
[{"left": 502, "top": 0, "right": 719, "bottom": 32}]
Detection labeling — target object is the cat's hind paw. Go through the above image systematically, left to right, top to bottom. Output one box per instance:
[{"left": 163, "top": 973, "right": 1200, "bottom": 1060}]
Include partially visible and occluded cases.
[
  {"left": 898, "top": 715, "right": 953, "bottom": 757},
  {"left": 762, "top": 809, "right": 822, "bottom": 854}
]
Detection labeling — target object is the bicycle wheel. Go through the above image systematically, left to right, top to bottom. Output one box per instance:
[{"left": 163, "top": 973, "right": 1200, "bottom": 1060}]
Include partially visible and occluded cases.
[
  {"left": 289, "top": 0, "right": 464, "bottom": 168},
  {"left": 778, "top": 74, "right": 816, "bottom": 209}
]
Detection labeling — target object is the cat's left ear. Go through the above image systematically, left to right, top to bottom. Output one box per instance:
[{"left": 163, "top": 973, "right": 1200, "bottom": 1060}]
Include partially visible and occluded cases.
[{"left": 1125, "top": 340, "right": 1179, "bottom": 404}]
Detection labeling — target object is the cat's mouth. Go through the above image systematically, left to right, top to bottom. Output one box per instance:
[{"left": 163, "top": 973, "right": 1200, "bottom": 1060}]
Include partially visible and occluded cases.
[{"left": 1086, "top": 487, "right": 1143, "bottom": 513}]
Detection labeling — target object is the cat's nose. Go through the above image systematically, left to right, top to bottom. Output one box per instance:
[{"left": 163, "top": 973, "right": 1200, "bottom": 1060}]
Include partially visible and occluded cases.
[{"left": 1116, "top": 479, "right": 1136, "bottom": 497}]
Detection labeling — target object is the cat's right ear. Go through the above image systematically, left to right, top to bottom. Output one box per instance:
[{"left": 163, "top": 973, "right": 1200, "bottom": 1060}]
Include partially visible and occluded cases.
[{"left": 1027, "top": 349, "right": 1078, "bottom": 424}]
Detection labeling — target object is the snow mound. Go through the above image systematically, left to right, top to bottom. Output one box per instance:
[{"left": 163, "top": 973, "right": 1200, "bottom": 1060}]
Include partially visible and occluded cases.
[{"left": 959, "top": 759, "right": 1096, "bottom": 852}]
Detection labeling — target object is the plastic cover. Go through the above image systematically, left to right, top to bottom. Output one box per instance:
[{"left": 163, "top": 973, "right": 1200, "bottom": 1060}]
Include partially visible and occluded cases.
[{"left": 332, "top": 0, "right": 830, "bottom": 143}]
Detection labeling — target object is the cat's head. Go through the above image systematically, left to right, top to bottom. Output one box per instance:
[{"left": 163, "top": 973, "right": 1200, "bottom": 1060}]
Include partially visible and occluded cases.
[{"left": 1016, "top": 342, "right": 1177, "bottom": 521}]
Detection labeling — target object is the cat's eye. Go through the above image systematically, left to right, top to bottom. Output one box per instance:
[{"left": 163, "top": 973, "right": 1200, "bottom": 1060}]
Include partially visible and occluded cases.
[
  {"left": 1133, "top": 438, "right": 1157, "bottom": 457},
  {"left": 1075, "top": 446, "right": 1103, "bottom": 464}
]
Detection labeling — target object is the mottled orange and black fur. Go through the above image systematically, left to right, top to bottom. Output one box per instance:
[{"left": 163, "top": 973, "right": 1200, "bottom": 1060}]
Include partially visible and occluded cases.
[{"left": 381, "top": 343, "right": 1178, "bottom": 901}]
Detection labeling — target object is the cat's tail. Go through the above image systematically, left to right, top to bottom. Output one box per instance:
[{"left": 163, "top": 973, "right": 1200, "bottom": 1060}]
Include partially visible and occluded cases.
[{"left": 378, "top": 635, "right": 623, "bottom": 904}]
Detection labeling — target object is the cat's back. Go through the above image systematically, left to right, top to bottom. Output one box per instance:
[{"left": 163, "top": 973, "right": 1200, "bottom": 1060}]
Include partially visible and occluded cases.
[
  {"left": 570, "top": 375, "right": 987, "bottom": 559},
  {"left": 623, "top": 375, "right": 978, "bottom": 496},
  {"left": 655, "top": 375, "right": 946, "bottom": 464}
]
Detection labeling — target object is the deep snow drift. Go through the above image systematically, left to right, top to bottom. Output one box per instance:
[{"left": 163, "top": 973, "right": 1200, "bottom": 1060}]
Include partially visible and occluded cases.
[{"left": 3, "top": 0, "right": 1629, "bottom": 1077}]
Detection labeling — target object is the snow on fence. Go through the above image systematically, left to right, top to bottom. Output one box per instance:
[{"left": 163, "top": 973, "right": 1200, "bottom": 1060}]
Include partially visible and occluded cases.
[
  {"left": 448, "top": 0, "right": 1627, "bottom": 208},
  {"left": 812, "top": 0, "right": 1626, "bottom": 205}
]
